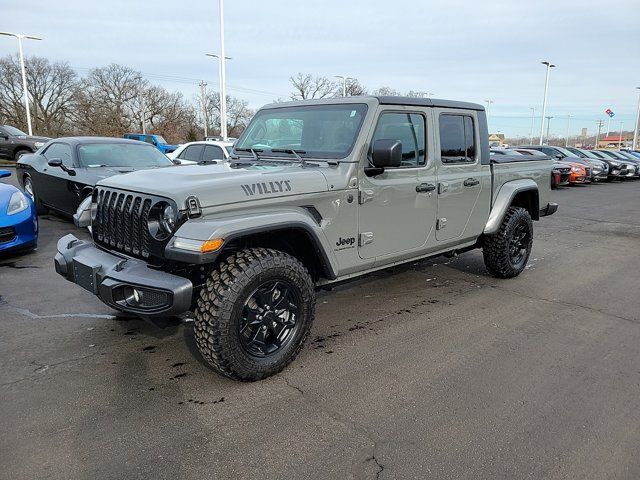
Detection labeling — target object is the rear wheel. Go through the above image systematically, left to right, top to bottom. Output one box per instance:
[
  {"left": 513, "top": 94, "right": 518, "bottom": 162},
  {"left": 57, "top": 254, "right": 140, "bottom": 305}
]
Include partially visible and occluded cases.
[
  {"left": 14, "top": 149, "right": 31, "bottom": 162},
  {"left": 23, "top": 175, "right": 48, "bottom": 215},
  {"left": 483, "top": 207, "right": 533, "bottom": 279},
  {"left": 194, "top": 248, "right": 315, "bottom": 381}
]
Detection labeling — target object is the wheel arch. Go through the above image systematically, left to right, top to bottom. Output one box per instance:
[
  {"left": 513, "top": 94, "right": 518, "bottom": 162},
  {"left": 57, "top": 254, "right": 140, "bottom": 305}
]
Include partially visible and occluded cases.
[
  {"left": 484, "top": 180, "right": 539, "bottom": 234},
  {"left": 168, "top": 208, "right": 339, "bottom": 281}
]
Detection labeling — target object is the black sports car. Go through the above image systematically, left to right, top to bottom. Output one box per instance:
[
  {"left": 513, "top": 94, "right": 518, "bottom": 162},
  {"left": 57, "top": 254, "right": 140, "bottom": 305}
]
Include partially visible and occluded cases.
[{"left": 16, "top": 137, "right": 175, "bottom": 216}]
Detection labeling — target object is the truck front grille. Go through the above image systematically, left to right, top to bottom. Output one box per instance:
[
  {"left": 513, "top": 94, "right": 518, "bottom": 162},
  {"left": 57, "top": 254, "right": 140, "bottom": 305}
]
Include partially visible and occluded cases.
[{"left": 93, "top": 188, "right": 153, "bottom": 259}]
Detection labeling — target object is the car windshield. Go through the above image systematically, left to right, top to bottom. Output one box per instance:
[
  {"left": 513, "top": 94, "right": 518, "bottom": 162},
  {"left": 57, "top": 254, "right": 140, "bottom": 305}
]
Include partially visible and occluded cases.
[
  {"left": 234, "top": 104, "right": 368, "bottom": 159},
  {"left": 3, "top": 125, "right": 28, "bottom": 136},
  {"left": 154, "top": 135, "right": 168, "bottom": 144},
  {"left": 78, "top": 143, "right": 173, "bottom": 168},
  {"left": 555, "top": 146, "right": 580, "bottom": 157},
  {"left": 579, "top": 150, "right": 600, "bottom": 159}
]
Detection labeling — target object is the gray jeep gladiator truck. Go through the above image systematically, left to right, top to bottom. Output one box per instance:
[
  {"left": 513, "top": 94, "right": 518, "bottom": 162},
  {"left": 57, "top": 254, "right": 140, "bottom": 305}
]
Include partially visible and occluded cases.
[{"left": 55, "top": 96, "right": 557, "bottom": 381}]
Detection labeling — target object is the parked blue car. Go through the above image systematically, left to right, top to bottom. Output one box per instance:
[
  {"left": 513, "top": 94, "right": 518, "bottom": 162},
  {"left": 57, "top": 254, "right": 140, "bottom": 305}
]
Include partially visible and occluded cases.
[
  {"left": 123, "top": 133, "right": 179, "bottom": 154},
  {"left": 0, "top": 169, "right": 37, "bottom": 254}
]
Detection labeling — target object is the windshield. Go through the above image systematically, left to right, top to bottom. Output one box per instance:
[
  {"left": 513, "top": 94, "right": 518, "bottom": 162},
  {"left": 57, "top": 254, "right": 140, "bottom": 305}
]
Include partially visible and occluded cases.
[
  {"left": 235, "top": 104, "right": 368, "bottom": 159},
  {"left": 3, "top": 125, "right": 28, "bottom": 136},
  {"left": 154, "top": 135, "right": 168, "bottom": 144},
  {"left": 78, "top": 143, "right": 173, "bottom": 168},
  {"left": 555, "top": 146, "right": 580, "bottom": 157},
  {"left": 579, "top": 150, "right": 600, "bottom": 159}
]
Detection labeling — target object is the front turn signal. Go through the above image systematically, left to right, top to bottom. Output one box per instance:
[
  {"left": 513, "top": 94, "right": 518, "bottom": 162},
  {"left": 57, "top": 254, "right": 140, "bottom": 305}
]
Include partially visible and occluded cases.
[{"left": 201, "top": 238, "right": 224, "bottom": 253}]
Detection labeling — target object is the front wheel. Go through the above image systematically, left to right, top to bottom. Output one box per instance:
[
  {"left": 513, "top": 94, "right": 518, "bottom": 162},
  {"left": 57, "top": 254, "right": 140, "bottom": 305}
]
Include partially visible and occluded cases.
[
  {"left": 23, "top": 175, "right": 48, "bottom": 215},
  {"left": 483, "top": 207, "right": 533, "bottom": 279},
  {"left": 194, "top": 248, "right": 315, "bottom": 381}
]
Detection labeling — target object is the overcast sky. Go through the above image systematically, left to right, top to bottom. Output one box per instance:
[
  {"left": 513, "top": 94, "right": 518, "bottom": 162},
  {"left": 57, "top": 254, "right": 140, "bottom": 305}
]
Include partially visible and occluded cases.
[{"left": 4, "top": 0, "right": 640, "bottom": 137}]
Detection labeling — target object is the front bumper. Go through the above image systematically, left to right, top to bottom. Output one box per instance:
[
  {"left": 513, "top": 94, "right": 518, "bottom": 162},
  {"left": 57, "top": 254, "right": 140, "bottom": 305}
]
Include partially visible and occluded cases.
[
  {"left": 0, "top": 205, "right": 37, "bottom": 253},
  {"left": 54, "top": 234, "right": 193, "bottom": 317}
]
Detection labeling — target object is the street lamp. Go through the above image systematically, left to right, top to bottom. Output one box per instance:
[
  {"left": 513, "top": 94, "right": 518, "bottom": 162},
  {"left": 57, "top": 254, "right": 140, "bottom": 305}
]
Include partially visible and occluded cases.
[
  {"left": 0, "top": 31, "right": 42, "bottom": 136},
  {"left": 205, "top": 53, "right": 232, "bottom": 139},
  {"left": 539, "top": 61, "right": 556, "bottom": 145},
  {"left": 134, "top": 75, "right": 146, "bottom": 134},
  {"left": 335, "top": 75, "right": 354, "bottom": 97},
  {"left": 633, "top": 87, "right": 640, "bottom": 150},
  {"left": 485, "top": 100, "right": 494, "bottom": 128},
  {"left": 565, "top": 114, "right": 573, "bottom": 147},
  {"left": 545, "top": 116, "right": 553, "bottom": 144},
  {"left": 618, "top": 121, "right": 624, "bottom": 151}
]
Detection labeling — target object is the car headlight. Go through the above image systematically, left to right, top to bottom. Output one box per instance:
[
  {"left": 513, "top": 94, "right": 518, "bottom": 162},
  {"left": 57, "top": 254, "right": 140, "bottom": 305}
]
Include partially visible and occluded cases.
[
  {"left": 34, "top": 142, "right": 45, "bottom": 149},
  {"left": 609, "top": 160, "right": 621, "bottom": 167},
  {"left": 571, "top": 166, "right": 582, "bottom": 173},
  {"left": 7, "top": 191, "right": 29, "bottom": 215},
  {"left": 147, "top": 201, "right": 177, "bottom": 240},
  {"left": 160, "top": 204, "right": 176, "bottom": 233}
]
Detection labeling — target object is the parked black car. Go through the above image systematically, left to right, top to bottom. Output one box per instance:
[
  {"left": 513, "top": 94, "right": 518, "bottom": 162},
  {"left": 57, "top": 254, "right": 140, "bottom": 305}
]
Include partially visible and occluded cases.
[
  {"left": 0, "top": 125, "right": 50, "bottom": 162},
  {"left": 16, "top": 137, "right": 175, "bottom": 216},
  {"left": 518, "top": 145, "right": 609, "bottom": 182},
  {"left": 596, "top": 150, "right": 639, "bottom": 179}
]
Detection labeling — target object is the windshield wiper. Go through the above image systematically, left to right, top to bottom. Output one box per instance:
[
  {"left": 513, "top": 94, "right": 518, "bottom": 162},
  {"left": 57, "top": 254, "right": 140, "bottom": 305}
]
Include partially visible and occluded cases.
[{"left": 233, "top": 147, "right": 263, "bottom": 161}]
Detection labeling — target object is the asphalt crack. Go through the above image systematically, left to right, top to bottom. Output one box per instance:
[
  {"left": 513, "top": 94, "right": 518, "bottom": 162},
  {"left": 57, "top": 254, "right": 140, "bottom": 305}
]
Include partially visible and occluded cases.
[{"left": 281, "top": 375, "right": 385, "bottom": 479}]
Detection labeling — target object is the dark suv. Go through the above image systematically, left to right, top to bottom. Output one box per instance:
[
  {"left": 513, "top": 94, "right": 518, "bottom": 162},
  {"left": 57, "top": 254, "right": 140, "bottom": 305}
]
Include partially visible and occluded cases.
[{"left": 0, "top": 125, "right": 50, "bottom": 163}]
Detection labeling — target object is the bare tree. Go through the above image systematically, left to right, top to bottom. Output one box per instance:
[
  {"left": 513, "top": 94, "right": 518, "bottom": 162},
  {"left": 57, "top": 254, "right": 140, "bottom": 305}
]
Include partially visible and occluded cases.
[
  {"left": 0, "top": 55, "right": 78, "bottom": 136},
  {"left": 289, "top": 73, "right": 337, "bottom": 100},
  {"left": 344, "top": 78, "right": 367, "bottom": 97},
  {"left": 371, "top": 86, "right": 402, "bottom": 96},
  {"left": 204, "top": 92, "right": 254, "bottom": 138}
]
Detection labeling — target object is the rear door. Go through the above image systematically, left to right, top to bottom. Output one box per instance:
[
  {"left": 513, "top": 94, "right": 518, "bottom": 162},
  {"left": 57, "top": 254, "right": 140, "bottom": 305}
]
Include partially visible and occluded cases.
[
  {"left": 358, "top": 108, "right": 437, "bottom": 260},
  {"left": 434, "top": 111, "right": 491, "bottom": 242},
  {"left": 0, "top": 127, "right": 10, "bottom": 159},
  {"left": 177, "top": 144, "right": 205, "bottom": 162},
  {"left": 203, "top": 144, "right": 225, "bottom": 162}
]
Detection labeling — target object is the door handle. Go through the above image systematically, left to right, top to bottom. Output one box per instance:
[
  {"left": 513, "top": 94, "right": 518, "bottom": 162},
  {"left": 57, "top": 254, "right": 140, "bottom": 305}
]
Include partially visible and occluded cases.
[
  {"left": 463, "top": 178, "right": 480, "bottom": 187},
  {"left": 416, "top": 183, "right": 436, "bottom": 193}
]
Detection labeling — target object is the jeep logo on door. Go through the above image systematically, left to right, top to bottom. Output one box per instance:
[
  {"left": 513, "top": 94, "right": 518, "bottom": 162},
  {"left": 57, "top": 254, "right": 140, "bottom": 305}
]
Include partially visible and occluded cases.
[{"left": 241, "top": 180, "right": 292, "bottom": 196}]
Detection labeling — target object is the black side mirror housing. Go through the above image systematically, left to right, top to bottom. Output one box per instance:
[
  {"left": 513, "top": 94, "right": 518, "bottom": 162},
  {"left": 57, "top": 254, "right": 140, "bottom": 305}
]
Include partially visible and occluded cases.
[
  {"left": 365, "top": 139, "right": 403, "bottom": 176},
  {"left": 555, "top": 154, "right": 563, "bottom": 160},
  {"left": 48, "top": 158, "right": 76, "bottom": 176},
  {"left": 172, "top": 159, "right": 182, "bottom": 165}
]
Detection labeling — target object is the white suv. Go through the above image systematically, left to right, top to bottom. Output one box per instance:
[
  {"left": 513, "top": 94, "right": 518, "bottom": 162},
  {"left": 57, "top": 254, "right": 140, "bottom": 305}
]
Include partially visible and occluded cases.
[{"left": 168, "top": 140, "right": 234, "bottom": 164}]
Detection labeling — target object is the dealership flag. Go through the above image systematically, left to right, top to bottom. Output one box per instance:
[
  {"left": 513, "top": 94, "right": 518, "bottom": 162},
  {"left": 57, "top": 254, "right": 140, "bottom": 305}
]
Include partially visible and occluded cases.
[{"left": 605, "top": 108, "right": 615, "bottom": 117}]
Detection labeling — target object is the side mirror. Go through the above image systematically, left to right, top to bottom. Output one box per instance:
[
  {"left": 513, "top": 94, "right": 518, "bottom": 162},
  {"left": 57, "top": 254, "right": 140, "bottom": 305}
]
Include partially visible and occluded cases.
[
  {"left": 0, "top": 134, "right": 8, "bottom": 140},
  {"left": 365, "top": 139, "right": 402, "bottom": 176},
  {"left": 555, "top": 154, "right": 563, "bottom": 160},
  {"left": 48, "top": 158, "right": 76, "bottom": 176},
  {"left": 172, "top": 159, "right": 182, "bottom": 165},
  {"left": 0, "top": 169, "right": 11, "bottom": 179}
]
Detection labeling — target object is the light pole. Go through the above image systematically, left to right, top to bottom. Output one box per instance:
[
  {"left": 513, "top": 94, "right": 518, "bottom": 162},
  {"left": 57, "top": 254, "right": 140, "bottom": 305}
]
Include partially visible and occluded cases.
[
  {"left": 0, "top": 31, "right": 42, "bottom": 136},
  {"left": 205, "top": 54, "right": 232, "bottom": 138},
  {"left": 539, "top": 61, "right": 555, "bottom": 145},
  {"left": 134, "top": 75, "right": 146, "bottom": 134},
  {"left": 335, "top": 75, "right": 354, "bottom": 97},
  {"left": 199, "top": 81, "right": 208, "bottom": 138},
  {"left": 633, "top": 87, "right": 640, "bottom": 149},
  {"left": 485, "top": 100, "right": 493, "bottom": 129},
  {"left": 529, "top": 107, "right": 535, "bottom": 144},
  {"left": 565, "top": 114, "right": 573, "bottom": 147},
  {"left": 545, "top": 116, "right": 553, "bottom": 144},
  {"left": 595, "top": 120, "right": 604, "bottom": 149},
  {"left": 618, "top": 122, "right": 624, "bottom": 150}
]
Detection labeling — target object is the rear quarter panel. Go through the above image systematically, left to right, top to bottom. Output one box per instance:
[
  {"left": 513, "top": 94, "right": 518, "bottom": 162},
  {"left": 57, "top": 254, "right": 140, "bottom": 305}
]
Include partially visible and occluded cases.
[{"left": 491, "top": 159, "right": 552, "bottom": 209}]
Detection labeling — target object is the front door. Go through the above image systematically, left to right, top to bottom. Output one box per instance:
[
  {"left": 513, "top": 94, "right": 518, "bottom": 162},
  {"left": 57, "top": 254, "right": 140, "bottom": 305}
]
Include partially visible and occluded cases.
[
  {"left": 358, "top": 109, "right": 437, "bottom": 260},
  {"left": 434, "top": 111, "right": 490, "bottom": 242},
  {"left": 39, "top": 142, "right": 79, "bottom": 214}
]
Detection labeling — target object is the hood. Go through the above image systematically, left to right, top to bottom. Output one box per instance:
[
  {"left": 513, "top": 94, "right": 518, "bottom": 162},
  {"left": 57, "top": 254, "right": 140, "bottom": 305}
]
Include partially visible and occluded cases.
[
  {"left": 97, "top": 162, "right": 330, "bottom": 209},
  {"left": 84, "top": 165, "right": 169, "bottom": 181}
]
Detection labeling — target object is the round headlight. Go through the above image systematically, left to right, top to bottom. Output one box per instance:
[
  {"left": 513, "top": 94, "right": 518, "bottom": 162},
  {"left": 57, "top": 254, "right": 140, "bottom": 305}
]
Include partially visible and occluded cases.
[{"left": 160, "top": 204, "right": 176, "bottom": 233}]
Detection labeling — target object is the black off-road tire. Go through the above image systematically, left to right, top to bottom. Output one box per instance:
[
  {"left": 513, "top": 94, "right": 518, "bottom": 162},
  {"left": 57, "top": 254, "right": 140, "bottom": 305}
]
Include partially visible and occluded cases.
[
  {"left": 23, "top": 175, "right": 48, "bottom": 215},
  {"left": 483, "top": 206, "right": 533, "bottom": 279},
  {"left": 194, "top": 248, "right": 315, "bottom": 381}
]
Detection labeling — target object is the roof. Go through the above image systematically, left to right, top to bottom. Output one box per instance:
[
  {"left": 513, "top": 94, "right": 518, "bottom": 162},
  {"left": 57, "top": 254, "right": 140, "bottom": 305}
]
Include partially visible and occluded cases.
[
  {"left": 264, "top": 96, "right": 484, "bottom": 111},
  {"left": 600, "top": 135, "right": 632, "bottom": 141},
  {"left": 50, "top": 136, "right": 151, "bottom": 145}
]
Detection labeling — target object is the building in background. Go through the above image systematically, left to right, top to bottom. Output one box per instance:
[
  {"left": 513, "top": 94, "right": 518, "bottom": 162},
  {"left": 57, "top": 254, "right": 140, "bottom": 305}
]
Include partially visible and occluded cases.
[
  {"left": 488, "top": 133, "right": 505, "bottom": 147},
  {"left": 597, "top": 134, "right": 633, "bottom": 149}
]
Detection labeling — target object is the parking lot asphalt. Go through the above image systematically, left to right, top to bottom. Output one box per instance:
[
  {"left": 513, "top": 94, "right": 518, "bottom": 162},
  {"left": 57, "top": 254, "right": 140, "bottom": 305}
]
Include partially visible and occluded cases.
[{"left": 1, "top": 169, "right": 640, "bottom": 480}]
